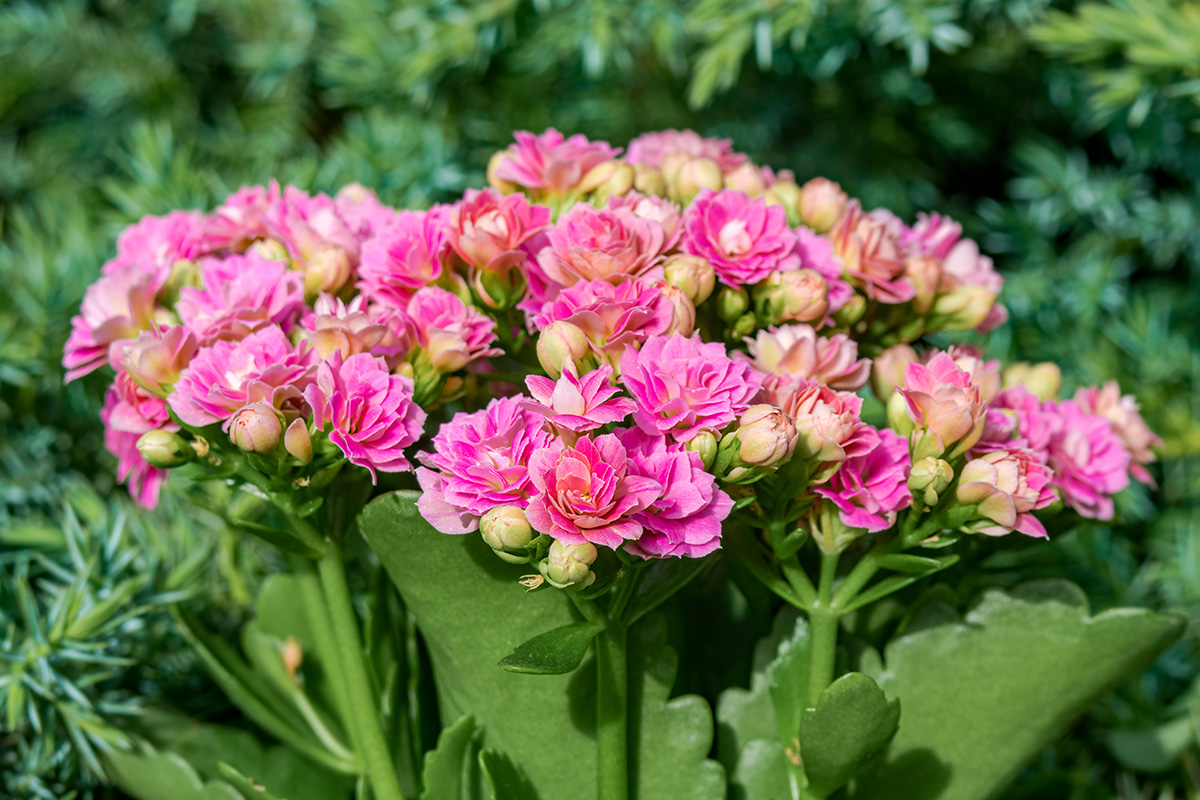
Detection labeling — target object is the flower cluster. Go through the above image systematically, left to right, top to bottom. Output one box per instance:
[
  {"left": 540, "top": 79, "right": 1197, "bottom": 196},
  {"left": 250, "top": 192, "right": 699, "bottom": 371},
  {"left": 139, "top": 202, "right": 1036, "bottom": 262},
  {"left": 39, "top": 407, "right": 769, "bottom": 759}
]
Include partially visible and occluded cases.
[{"left": 70, "top": 128, "right": 1159, "bottom": 585}]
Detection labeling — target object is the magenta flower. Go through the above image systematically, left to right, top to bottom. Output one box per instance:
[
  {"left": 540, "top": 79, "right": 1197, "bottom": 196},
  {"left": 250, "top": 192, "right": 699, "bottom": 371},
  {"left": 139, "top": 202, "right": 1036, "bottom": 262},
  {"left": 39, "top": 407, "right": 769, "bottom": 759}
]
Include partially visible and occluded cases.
[
  {"left": 493, "top": 129, "right": 620, "bottom": 194},
  {"left": 625, "top": 129, "right": 747, "bottom": 174},
  {"left": 205, "top": 183, "right": 280, "bottom": 250},
  {"left": 333, "top": 184, "right": 400, "bottom": 243},
  {"left": 263, "top": 186, "right": 361, "bottom": 264},
  {"left": 446, "top": 188, "right": 551, "bottom": 274},
  {"left": 682, "top": 189, "right": 800, "bottom": 287},
  {"left": 604, "top": 192, "right": 684, "bottom": 252},
  {"left": 828, "top": 201, "right": 914, "bottom": 303},
  {"left": 537, "top": 202, "right": 667, "bottom": 287},
  {"left": 357, "top": 209, "right": 450, "bottom": 309},
  {"left": 113, "top": 210, "right": 211, "bottom": 276},
  {"left": 899, "top": 212, "right": 963, "bottom": 260},
  {"left": 794, "top": 226, "right": 853, "bottom": 316},
  {"left": 176, "top": 253, "right": 305, "bottom": 343},
  {"left": 63, "top": 265, "right": 162, "bottom": 382},
  {"left": 532, "top": 279, "right": 676, "bottom": 362},
  {"left": 406, "top": 288, "right": 501, "bottom": 372},
  {"left": 744, "top": 324, "right": 870, "bottom": 391},
  {"left": 169, "top": 326, "right": 316, "bottom": 427},
  {"left": 620, "top": 334, "right": 763, "bottom": 442},
  {"left": 304, "top": 351, "right": 426, "bottom": 481},
  {"left": 899, "top": 352, "right": 989, "bottom": 460},
  {"left": 525, "top": 363, "right": 637, "bottom": 432},
  {"left": 102, "top": 375, "right": 177, "bottom": 509},
  {"left": 773, "top": 381, "right": 877, "bottom": 468},
  {"left": 1075, "top": 381, "right": 1161, "bottom": 486},
  {"left": 984, "top": 386, "right": 1056, "bottom": 455},
  {"left": 416, "top": 396, "right": 559, "bottom": 531},
  {"left": 1043, "top": 399, "right": 1131, "bottom": 520},
  {"left": 616, "top": 427, "right": 733, "bottom": 558},
  {"left": 814, "top": 428, "right": 911, "bottom": 532},
  {"left": 525, "top": 433, "right": 661, "bottom": 549},
  {"left": 956, "top": 446, "right": 1057, "bottom": 538}
]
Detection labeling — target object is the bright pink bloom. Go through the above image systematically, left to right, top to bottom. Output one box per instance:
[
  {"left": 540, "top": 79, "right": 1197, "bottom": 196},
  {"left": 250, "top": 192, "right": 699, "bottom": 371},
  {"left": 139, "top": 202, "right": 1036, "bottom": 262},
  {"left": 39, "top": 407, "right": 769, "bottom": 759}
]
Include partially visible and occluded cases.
[
  {"left": 493, "top": 129, "right": 620, "bottom": 194},
  {"left": 625, "top": 129, "right": 747, "bottom": 174},
  {"left": 206, "top": 183, "right": 280, "bottom": 249},
  {"left": 334, "top": 184, "right": 400, "bottom": 243},
  {"left": 263, "top": 186, "right": 361, "bottom": 263},
  {"left": 446, "top": 188, "right": 551, "bottom": 274},
  {"left": 682, "top": 189, "right": 800, "bottom": 287},
  {"left": 604, "top": 192, "right": 684, "bottom": 252},
  {"left": 537, "top": 202, "right": 667, "bottom": 287},
  {"left": 828, "top": 202, "right": 914, "bottom": 303},
  {"left": 358, "top": 209, "right": 450, "bottom": 309},
  {"left": 112, "top": 210, "right": 211, "bottom": 276},
  {"left": 900, "top": 212, "right": 963, "bottom": 260},
  {"left": 794, "top": 226, "right": 853, "bottom": 316},
  {"left": 940, "top": 237, "right": 1007, "bottom": 332},
  {"left": 176, "top": 253, "right": 305, "bottom": 343},
  {"left": 63, "top": 265, "right": 162, "bottom": 382},
  {"left": 532, "top": 279, "right": 676, "bottom": 361},
  {"left": 406, "top": 288, "right": 501, "bottom": 372},
  {"left": 743, "top": 324, "right": 869, "bottom": 391},
  {"left": 169, "top": 326, "right": 316, "bottom": 427},
  {"left": 620, "top": 334, "right": 762, "bottom": 442},
  {"left": 304, "top": 351, "right": 426, "bottom": 481},
  {"left": 899, "top": 352, "right": 989, "bottom": 459},
  {"left": 525, "top": 363, "right": 637, "bottom": 432},
  {"left": 102, "top": 375, "right": 177, "bottom": 508},
  {"left": 773, "top": 381, "right": 877, "bottom": 467},
  {"left": 1074, "top": 381, "right": 1161, "bottom": 486},
  {"left": 984, "top": 386, "right": 1056, "bottom": 455},
  {"left": 416, "top": 396, "right": 559, "bottom": 531},
  {"left": 1043, "top": 399, "right": 1131, "bottom": 520},
  {"left": 616, "top": 427, "right": 733, "bottom": 558},
  {"left": 814, "top": 429, "right": 911, "bottom": 532},
  {"left": 525, "top": 434, "right": 661, "bottom": 548},
  {"left": 956, "top": 447, "right": 1057, "bottom": 538}
]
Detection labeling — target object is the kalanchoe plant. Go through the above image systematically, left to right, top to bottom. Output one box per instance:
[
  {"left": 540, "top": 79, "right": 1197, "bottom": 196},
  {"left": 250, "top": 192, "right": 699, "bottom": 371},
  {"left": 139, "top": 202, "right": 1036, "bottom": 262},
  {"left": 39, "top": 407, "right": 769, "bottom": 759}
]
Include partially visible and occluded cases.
[{"left": 66, "top": 128, "right": 1175, "bottom": 800}]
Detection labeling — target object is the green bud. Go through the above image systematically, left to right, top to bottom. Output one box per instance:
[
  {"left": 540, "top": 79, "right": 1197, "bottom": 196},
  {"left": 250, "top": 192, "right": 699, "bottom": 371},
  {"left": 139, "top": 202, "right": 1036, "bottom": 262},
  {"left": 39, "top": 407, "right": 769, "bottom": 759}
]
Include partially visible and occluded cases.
[
  {"left": 663, "top": 255, "right": 716, "bottom": 306},
  {"left": 471, "top": 266, "right": 527, "bottom": 311},
  {"left": 715, "top": 286, "right": 750, "bottom": 323},
  {"left": 731, "top": 311, "right": 758, "bottom": 338},
  {"left": 536, "top": 321, "right": 594, "bottom": 379},
  {"left": 886, "top": 391, "right": 915, "bottom": 438},
  {"left": 136, "top": 430, "right": 194, "bottom": 469},
  {"left": 685, "top": 430, "right": 719, "bottom": 471},
  {"left": 908, "top": 457, "right": 954, "bottom": 506},
  {"left": 480, "top": 506, "right": 534, "bottom": 552},
  {"left": 541, "top": 540, "right": 597, "bottom": 590}
]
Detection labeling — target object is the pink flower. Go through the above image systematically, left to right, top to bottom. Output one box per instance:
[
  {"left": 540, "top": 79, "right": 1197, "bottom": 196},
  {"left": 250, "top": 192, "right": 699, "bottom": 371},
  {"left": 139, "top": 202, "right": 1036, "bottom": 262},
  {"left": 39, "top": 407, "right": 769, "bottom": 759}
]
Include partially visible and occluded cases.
[
  {"left": 493, "top": 129, "right": 620, "bottom": 194},
  {"left": 625, "top": 129, "right": 747, "bottom": 174},
  {"left": 205, "top": 183, "right": 280, "bottom": 250},
  {"left": 334, "top": 184, "right": 400, "bottom": 243},
  {"left": 263, "top": 186, "right": 361, "bottom": 264},
  {"left": 446, "top": 188, "right": 551, "bottom": 274},
  {"left": 682, "top": 189, "right": 800, "bottom": 287},
  {"left": 603, "top": 192, "right": 684, "bottom": 251},
  {"left": 537, "top": 202, "right": 667, "bottom": 287},
  {"left": 828, "top": 202, "right": 914, "bottom": 303},
  {"left": 358, "top": 209, "right": 450, "bottom": 310},
  {"left": 113, "top": 210, "right": 211, "bottom": 276},
  {"left": 900, "top": 212, "right": 963, "bottom": 260},
  {"left": 794, "top": 227, "right": 853, "bottom": 316},
  {"left": 939, "top": 237, "right": 1007, "bottom": 332},
  {"left": 176, "top": 253, "right": 305, "bottom": 343},
  {"left": 63, "top": 265, "right": 162, "bottom": 382},
  {"left": 532, "top": 279, "right": 676, "bottom": 362},
  {"left": 406, "top": 288, "right": 501, "bottom": 372},
  {"left": 302, "top": 294, "right": 413, "bottom": 369},
  {"left": 112, "top": 324, "right": 198, "bottom": 397},
  {"left": 743, "top": 324, "right": 869, "bottom": 390},
  {"left": 169, "top": 326, "right": 316, "bottom": 427},
  {"left": 620, "top": 334, "right": 762, "bottom": 442},
  {"left": 304, "top": 351, "right": 426, "bottom": 481},
  {"left": 898, "top": 352, "right": 989, "bottom": 459},
  {"left": 525, "top": 363, "right": 637, "bottom": 432},
  {"left": 102, "top": 375, "right": 177, "bottom": 509},
  {"left": 773, "top": 381, "right": 877, "bottom": 468},
  {"left": 1074, "top": 381, "right": 1161, "bottom": 486},
  {"left": 984, "top": 386, "right": 1056, "bottom": 455},
  {"left": 417, "top": 396, "right": 560, "bottom": 531},
  {"left": 1043, "top": 399, "right": 1131, "bottom": 520},
  {"left": 616, "top": 427, "right": 733, "bottom": 558},
  {"left": 814, "top": 428, "right": 911, "bottom": 532},
  {"left": 525, "top": 433, "right": 661, "bottom": 549},
  {"left": 956, "top": 447, "right": 1057, "bottom": 538}
]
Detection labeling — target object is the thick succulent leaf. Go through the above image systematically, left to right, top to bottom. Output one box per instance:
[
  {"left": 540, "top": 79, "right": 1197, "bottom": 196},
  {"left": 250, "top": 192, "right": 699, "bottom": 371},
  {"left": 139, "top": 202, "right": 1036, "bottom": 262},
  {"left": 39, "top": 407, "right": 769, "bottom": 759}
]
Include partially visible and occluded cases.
[
  {"left": 361, "top": 491, "right": 595, "bottom": 799},
  {"left": 849, "top": 580, "right": 1185, "bottom": 800},
  {"left": 628, "top": 614, "right": 726, "bottom": 800},
  {"left": 499, "top": 620, "right": 605, "bottom": 674},
  {"left": 799, "top": 672, "right": 899, "bottom": 796},
  {"left": 419, "top": 714, "right": 479, "bottom": 800},
  {"left": 480, "top": 749, "right": 540, "bottom": 800},
  {"left": 105, "top": 750, "right": 243, "bottom": 800}
]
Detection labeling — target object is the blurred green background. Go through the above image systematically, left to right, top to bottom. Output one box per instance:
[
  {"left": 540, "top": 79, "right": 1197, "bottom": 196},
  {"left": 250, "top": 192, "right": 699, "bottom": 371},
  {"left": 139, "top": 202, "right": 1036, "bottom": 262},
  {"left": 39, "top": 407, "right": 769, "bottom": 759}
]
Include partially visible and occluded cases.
[{"left": 1, "top": 0, "right": 1197, "bottom": 797}]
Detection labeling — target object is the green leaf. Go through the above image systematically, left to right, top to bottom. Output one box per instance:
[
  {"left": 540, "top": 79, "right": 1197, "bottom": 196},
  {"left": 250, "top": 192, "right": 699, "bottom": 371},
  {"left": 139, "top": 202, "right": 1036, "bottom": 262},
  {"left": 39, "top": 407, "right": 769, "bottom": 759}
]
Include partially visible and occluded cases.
[
  {"left": 361, "top": 491, "right": 595, "bottom": 799},
  {"left": 227, "top": 518, "right": 321, "bottom": 557},
  {"left": 774, "top": 529, "right": 808, "bottom": 560},
  {"left": 874, "top": 554, "right": 943, "bottom": 573},
  {"left": 840, "top": 555, "right": 959, "bottom": 613},
  {"left": 624, "top": 556, "right": 711, "bottom": 626},
  {"left": 848, "top": 580, "right": 1186, "bottom": 800},
  {"left": 498, "top": 620, "right": 604, "bottom": 675},
  {"left": 799, "top": 673, "right": 900, "bottom": 796},
  {"left": 419, "top": 714, "right": 478, "bottom": 800},
  {"left": 1104, "top": 716, "right": 1196, "bottom": 774},
  {"left": 104, "top": 749, "right": 243, "bottom": 800},
  {"left": 480, "top": 749, "right": 540, "bottom": 800},
  {"left": 218, "top": 764, "right": 288, "bottom": 800}
]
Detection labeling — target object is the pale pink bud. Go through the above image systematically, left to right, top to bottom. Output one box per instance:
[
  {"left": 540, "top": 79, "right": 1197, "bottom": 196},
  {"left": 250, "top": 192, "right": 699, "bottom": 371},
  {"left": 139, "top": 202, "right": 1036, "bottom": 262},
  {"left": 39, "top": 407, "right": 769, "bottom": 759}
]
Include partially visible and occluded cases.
[
  {"left": 487, "top": 150, "right": 519, "bottom": 194},
  {"left": 672, "top": 157, "right": 723, "bottom": 203},
  {"left": 579, "top": 160, "right": 635, "bottom": 197},
  {"left": 723, "top": 162, "right": 768, "bottom": 196},
  {"left": 633, "top": 164, "right": 667, "bottom": 197},
  {"left": 797, "top": 178, "right": 847, "bottom": 233},
  {"left": 762, "top": 181, "right": 802, "bottom": 227},
  {"left": 249, "top": 238, "right": 290, "bottom": 262},
  {"left": 303, "top": 243, "right": 353, "bottom": 296},
  {"left": 663, "top": 254, "right": 716, "bottom": 305},
  {"left": 905, "top": 255, "right": 942, "bottom": 314},
  {"left": 754, "top": 269, "right": 830, "bottom": 325},
  {"left": 658, "top": 283, "right": 697, "bottom": 337},
  {"left": 931, "top": 286, "right": 997, "bottom": 331},
  {"left": 536, "top": 321, "right": 593, "bottom": 379},
  {"left": 871, "top": 344, "right": 918, "bottom": 401},
  {"left": 1002, "top": 362, "right": 1062, "bottom": 400},
  {"left": 228, "top": 402, "right": 283, "bottom": 454},
  {"left": 735, "top": 404, "right": 798, "bottom": 467},
  {"left": 284, "top": 418, "right": 312, "bottom": 464},
  {"left": 956, "top": 449, "right": 1055, "bottom": 538},
  {"left": 480, "top": 506, "right": 534, "bottom": 552}
]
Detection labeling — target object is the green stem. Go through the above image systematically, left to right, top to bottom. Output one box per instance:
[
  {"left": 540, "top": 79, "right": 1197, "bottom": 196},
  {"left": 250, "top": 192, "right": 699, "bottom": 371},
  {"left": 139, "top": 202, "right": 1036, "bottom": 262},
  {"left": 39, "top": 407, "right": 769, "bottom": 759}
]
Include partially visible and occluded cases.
[
  {"left": 317, "top": 546, "right": 405, "bottom": 800},
  {"left": 801, "top": 552, "right": 842, "bottom": 800},
  {"left": 595, "top": 620, "right": 629, "bottom": 800}
]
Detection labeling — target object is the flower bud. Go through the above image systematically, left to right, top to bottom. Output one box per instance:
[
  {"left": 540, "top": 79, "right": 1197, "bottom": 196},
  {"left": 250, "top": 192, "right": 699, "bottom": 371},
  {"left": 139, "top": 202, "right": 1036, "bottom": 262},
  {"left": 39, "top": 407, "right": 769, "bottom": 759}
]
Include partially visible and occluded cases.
[
  {"left": 487, "top": 150, "right": 519, "bottom": 194},
  {"left": 659, "top": 152, "right": 691, "bottom": 184},
  {"left": 672, "top": 157, "right": 723, "bottom": 204},
  {"left": 580, "top": 160, "right": 635, "bottom": 201},
  {"left": 723, "top": 162, "right": 768, "bottom": 196},
  {"left": 633, "top": 164, "right": 666, "bottom": 197},
  {"left": 797, "top": 178, "right": 847, "bottom": 233},
  {"left": 763, "top": 181, "right": 803, "bottom": 227},
  {"left": 249, "top": 238, "right": 290, "bottom": 263},
  {"left": 303, "top": 243, "right": 353, "bottom": 297},
  {"left": 663, "top": 255, "right": 716, "bottom": 305},
  {"left": 905, "top": 255, "right": 942, "bottom": 314},
  {"left": 163, "top": 259, "right": 202, "bottom": 302},
  {"left": 470, "top": 266, "right": 528, "bottom": 311},
  {"left": 753, "top": 269, "right": 829, "bottom": 325},
  {"left": 658, "top": 283, "right": 697, "bottom": 337},
  {"left": 716, "top": 286, "right": 750, "bottom": 322},
  {"left": 930, "top": 286, "right": 996, "bottom": 331},
  {"left": 832, "top": 294, "right": 866, "bottom": 327},
  {"left": 731, "top": 311, "right": 758, "bottom": 338},
  {"left": 536, "top": 321, "right": 594, "bottom": 379},
  {"left": 871, "top": 344, "right": 918, "bottom": 401},
  {"left": 1002, "top": 362, "right": 1062, "bottom": 400},
  {"left": 886, "top": 390, "right": 916, "bottom": 438},
  {"left": 229, "top": 402, "right": 283, "bottom": 454},
  {"left": 735, "top": 405, "right": 798, "bottom": 467},
  {"left": 284, "top": 418, "right": 313, "bottom": 464},
  {"left": 136, "top": 430, "right": 194, "bottom": 469},
  {"left": 685, "top": 430, "right": 719, "bottom": 471},
  {"left": 908, "top": 457, "right": 954, "bottom": 506},
  {"left": 480, "top": 506, "right": 535, "bottom": 553},
  {"left": 541, "top": 540, "right": 598, "bottom": 590},
  {"left": 282, "top": 637, "right": 303, "bottom": 686}
]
